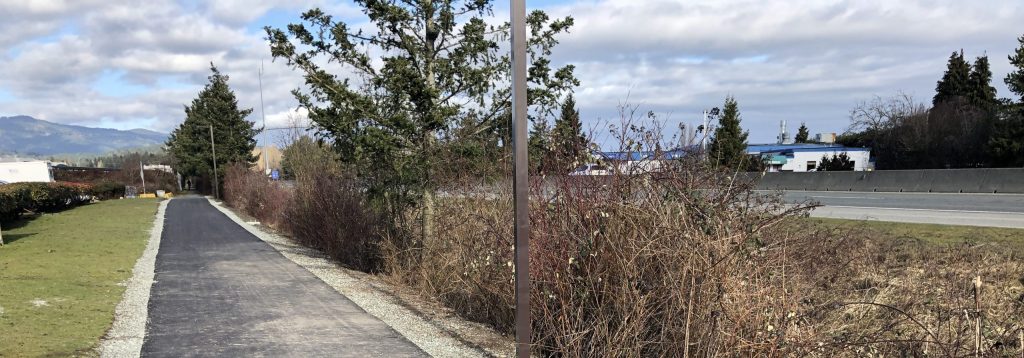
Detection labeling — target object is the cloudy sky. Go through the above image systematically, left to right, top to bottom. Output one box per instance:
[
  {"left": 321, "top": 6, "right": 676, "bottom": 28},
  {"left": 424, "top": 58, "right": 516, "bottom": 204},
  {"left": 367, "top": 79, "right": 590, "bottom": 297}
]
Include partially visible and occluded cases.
[{"left": 1, "top": 0, "right": 1022, "bottom": 146}]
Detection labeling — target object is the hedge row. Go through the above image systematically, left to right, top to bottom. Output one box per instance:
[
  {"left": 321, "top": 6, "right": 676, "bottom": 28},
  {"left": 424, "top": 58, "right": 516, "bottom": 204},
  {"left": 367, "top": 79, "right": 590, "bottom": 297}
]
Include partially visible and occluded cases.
[{"left": 0, "top": 182, "right": 94, "bottom": 221}]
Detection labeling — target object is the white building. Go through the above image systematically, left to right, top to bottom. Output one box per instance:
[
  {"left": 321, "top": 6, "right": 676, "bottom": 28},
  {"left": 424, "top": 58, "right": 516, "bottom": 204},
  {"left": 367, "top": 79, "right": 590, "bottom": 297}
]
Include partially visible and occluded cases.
[
  {"left": 747, "top": 144, "right": 873, "bottom": 172},
  {"left": 0, "top": 161, "right": 54, "bottom": 183}
]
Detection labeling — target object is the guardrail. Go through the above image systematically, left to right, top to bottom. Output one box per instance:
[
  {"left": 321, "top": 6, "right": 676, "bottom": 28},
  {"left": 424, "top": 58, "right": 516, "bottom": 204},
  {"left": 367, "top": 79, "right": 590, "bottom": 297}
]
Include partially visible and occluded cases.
[{"left": 756, "top": 168, "right": 1024, "bottom": 193}]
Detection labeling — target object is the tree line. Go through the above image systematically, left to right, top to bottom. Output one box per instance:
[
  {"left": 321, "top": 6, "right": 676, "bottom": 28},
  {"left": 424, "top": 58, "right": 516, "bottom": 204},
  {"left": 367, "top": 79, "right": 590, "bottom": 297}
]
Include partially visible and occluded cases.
[{"left": 839, "top": 36, "right": 1024, "bottom": 169}]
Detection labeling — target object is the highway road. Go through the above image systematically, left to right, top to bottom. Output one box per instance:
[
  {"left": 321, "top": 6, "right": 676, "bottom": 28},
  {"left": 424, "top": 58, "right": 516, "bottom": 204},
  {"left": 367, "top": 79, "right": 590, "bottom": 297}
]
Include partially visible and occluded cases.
[{"left": 769, "top": 190, "right": 1024, "bottom": 229}]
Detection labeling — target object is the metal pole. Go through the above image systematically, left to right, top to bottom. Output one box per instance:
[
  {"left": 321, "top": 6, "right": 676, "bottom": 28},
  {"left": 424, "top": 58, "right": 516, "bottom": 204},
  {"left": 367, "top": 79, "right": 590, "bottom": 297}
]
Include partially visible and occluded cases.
[
  {"left": 510, "top": 0, "right": 531, "bottom": 356},
  {"left": 259, "top": 60, "right": 269, "bottom": 175},
  {"left": 209, "top": 124, "right": 219, "bottom": 199},
  {"left": 140, "top": 160, "right": 147, "bottom": 194}
]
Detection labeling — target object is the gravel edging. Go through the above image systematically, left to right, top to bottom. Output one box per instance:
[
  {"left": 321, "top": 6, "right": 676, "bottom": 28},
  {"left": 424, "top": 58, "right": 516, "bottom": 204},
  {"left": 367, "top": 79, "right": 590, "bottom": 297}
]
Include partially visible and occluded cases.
[
  {"left": 206, "top": 197, "right": 513, "bottom": 358},
  {"left": 97, "top": 199, "right": 170, "bottom": 358}
]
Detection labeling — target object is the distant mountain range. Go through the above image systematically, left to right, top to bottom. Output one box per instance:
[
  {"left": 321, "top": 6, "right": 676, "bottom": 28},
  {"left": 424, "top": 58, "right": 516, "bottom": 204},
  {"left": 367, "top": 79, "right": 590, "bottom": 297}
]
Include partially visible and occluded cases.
[{"left": 0, "top": 115, "right": 167, "bottom": 156}]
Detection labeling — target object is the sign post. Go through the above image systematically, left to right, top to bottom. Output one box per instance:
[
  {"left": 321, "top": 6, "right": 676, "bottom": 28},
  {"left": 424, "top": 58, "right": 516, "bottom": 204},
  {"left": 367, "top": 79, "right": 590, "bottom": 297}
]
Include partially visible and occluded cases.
[{"left": 510, "top": 0, "right": 531, "bottom": 356}]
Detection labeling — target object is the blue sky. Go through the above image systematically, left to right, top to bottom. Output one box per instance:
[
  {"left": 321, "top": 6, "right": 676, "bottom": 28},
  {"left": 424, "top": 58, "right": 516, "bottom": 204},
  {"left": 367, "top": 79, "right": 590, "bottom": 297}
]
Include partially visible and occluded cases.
[{"left": 0, "top": 0, "right": 1022, "bottom": 148}]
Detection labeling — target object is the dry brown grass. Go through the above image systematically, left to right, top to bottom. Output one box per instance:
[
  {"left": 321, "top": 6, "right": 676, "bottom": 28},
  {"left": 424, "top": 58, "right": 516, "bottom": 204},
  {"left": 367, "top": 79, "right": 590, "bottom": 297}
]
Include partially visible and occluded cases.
[{"left": 382, "top": 171, "right": 1024, "bottom": 356}]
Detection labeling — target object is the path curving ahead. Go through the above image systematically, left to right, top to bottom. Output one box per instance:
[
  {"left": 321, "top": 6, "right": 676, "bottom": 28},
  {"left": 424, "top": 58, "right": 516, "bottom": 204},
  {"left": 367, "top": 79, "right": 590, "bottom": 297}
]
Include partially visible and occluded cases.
[{"left": 141, "top": 197, "right": 425, "bottom": 357}]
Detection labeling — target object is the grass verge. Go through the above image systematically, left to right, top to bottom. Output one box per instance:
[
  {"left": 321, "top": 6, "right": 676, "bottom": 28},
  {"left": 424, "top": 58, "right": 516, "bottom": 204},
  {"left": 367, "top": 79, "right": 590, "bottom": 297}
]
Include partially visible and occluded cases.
[
  {"left": 0, "top": 199, "right": 160, "bottom": 357},
  {"left": 810, "top": 217, "right": 1024, "bottom": 247}
]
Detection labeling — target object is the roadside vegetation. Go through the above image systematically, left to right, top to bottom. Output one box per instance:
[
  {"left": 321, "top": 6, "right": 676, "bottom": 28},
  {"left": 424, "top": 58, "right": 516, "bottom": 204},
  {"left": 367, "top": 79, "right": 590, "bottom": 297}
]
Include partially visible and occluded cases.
[
  {"left": 208, "top": 3, "right": 1024, "bottom": 355},
  {"left": 225, "top": 116, "right": 1024, "bottom": 355},
  {"left": 0, "top": 199, "right": 159, "bottom": 357}
]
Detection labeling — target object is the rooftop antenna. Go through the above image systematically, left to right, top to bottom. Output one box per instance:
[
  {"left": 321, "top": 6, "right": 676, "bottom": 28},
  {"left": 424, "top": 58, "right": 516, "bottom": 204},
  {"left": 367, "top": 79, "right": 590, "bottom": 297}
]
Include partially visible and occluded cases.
[{"left": 259, "top": 60, "right": 269, "bottom": 175}]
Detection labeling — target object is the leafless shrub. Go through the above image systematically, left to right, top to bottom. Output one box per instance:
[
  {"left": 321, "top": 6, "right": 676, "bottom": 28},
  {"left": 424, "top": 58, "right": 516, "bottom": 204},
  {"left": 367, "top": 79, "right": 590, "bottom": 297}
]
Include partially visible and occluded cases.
[
  {"left": 382, "top": 104, "right": 1024, "bottom": 356},
  {"left": 222, "top": 163, "right": 290, "bottom": 228},
  {"left": 286, "top": 168, "right": 384, "bottom": 272}
]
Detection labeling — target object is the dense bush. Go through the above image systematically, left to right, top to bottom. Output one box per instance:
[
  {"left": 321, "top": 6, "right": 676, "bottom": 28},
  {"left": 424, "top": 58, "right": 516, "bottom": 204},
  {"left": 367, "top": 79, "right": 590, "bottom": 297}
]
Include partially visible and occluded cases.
[
  {"left": 223, "top": 139, "right": 383, "bottom": 272},
  {"left": 383, "top": 163, "right": 1024, "bottom": 356},
  {"left": 222, "top": 164, "right": 290, "bottom": 229},
  {"left": 285, "top": 169, "right": 383, "bottom": 272},
  {"left": 89, "top": 180, "right": 126, "bottom": 200},
  {"left": 0, "top": 182, "right": 93, "bottom": 221}
]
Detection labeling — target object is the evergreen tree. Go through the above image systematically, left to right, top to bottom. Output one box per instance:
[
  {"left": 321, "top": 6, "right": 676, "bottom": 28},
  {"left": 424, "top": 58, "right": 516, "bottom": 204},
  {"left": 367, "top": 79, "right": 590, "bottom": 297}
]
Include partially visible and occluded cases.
[
  {"left": 266, "top": 4, "right": 577, "bottom": 240},
  {"left": 1006, "top": 34, "right": 1024, "bottom": 101},
  {"left": 989, "top": 35, "right": 1024, "bottom": 167},
  {"left": 933, "top": 50, "right": 971, "bottom": 106},
  {"left": 967, "top": 55, "right": 998, "bottom": 110},
  {"left": 166, "top": 64, "right": 259, "bottom": 183},
  {"left": 551, "top": 95, "right": 589, "bottom": 173},
  {"left": 708, "top": 96, "right": 749, "bottom": 169},
  {"left": 988, "top": 106, "right": 1024, "bottom": 167},
  {"left": 528, "top": 117, "right": 552, "bottom": 173},
  {"left": 795, "top": 123, "right": 810, "bottom": 143},
  {"left": 818, "top": 152, "right": 855, "bottom": 171}
]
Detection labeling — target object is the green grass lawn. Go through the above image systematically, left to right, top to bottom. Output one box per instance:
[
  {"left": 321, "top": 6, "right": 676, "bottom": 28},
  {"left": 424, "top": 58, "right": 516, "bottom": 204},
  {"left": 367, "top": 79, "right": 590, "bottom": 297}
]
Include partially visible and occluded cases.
[
  {"left": 0, "top": 199, "right": 160, "bottom": 357},
  {"left": 810, "top": 217, "right": 1024, "bottom": 247}
]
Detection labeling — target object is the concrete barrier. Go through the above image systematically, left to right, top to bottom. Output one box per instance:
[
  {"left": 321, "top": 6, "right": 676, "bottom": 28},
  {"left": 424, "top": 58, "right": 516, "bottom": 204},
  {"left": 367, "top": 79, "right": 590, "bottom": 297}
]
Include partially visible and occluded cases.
[{"left": 757, "top": 168, "right": 1024, "bottom": 193}]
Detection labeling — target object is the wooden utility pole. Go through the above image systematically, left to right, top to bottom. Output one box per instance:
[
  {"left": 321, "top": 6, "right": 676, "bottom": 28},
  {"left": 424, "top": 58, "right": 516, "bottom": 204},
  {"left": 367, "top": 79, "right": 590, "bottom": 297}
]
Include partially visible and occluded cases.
[
  {"left": 510, "top": 0, "right": 531, "bottom": 356},
  {"left": 209, "top": 124, "right": 219, "bottom": 199}
]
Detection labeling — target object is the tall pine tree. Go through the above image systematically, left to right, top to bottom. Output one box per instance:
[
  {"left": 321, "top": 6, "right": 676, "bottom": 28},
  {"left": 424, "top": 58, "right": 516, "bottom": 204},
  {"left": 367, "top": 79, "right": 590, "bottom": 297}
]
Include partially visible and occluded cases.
[
  {"left": 989, "top": 34, "right": 1024, "bottom": 167},
  {"left": 1007, "top": 35, "right": 1024, "bottom": 101},
  {"left": 933, "top": 50, "right": 971, "bottom": 106},
  {"left": 967, "top": 55, "right": 998, "bottom": 110},
  {"left": 167, "top": 64, "right": 259, "bottom": 182},
  {"left": 551, "top": 95, "right": 589, "bottom": 173},
  {"left": 708, "top": 96, "right": 749, "bottom": 169},
  {"left": 795, "top": 123, "right": 810, "bottom": 143}
]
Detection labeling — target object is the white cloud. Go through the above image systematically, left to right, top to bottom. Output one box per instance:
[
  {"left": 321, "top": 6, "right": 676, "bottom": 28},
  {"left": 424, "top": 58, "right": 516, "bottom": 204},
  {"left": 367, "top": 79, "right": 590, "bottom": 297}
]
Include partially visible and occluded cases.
[
  {"left": 0, "top": 0, "right": 1022, "bottom": 146},
  {"left": 537, "top": 0, "right": 1024, "bottom": 142}
]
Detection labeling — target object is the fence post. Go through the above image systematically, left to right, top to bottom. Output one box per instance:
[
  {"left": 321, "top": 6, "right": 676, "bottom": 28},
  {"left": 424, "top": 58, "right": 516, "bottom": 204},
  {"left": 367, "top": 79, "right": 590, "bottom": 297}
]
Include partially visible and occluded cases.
[{"left": 1, "top": 222, "right": 4, "bottom": 246}]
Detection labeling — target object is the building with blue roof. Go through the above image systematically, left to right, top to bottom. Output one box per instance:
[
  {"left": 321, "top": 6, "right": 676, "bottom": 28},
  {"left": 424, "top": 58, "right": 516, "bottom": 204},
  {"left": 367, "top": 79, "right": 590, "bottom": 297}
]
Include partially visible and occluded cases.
[{"left": 747, "top": 143, "right": 873, "bottom": 172}]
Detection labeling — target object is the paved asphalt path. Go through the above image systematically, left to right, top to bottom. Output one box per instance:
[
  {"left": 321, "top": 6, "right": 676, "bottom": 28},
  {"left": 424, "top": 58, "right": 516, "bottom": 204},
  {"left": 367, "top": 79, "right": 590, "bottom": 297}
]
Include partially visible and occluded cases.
[
  {"left": 769, "top": 190, "right": 1024, "bottom": 228},
  {"left": 142, "top": 197, "right": 425, "bottom": 357}
]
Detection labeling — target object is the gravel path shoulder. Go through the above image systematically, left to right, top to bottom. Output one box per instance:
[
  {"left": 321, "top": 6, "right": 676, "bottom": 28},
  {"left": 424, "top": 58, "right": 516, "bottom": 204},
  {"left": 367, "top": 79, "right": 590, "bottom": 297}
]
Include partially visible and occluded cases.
[
  {"left": 206, "top": 198, "right": 514, "bottom": 358},
  {"left": 97, "top": 199, "right": 170, "bottom": 358}
]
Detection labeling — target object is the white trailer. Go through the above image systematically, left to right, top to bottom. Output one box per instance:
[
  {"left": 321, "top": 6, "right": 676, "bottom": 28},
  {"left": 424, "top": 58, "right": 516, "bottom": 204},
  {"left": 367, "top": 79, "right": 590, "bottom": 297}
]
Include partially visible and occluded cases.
[{"left": 0, "top": 161, "right": 54, "bottom": 183}]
